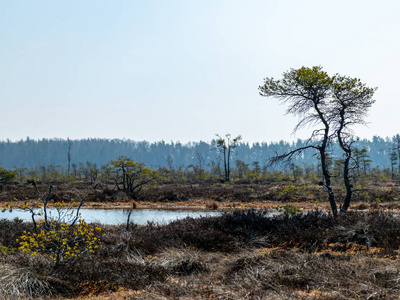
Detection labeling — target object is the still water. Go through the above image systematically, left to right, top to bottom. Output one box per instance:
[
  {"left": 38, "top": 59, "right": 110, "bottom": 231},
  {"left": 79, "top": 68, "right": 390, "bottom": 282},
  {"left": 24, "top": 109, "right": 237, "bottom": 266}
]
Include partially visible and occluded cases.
[{"left": 0, "top": 207, "right": 222, "bottom": 225}]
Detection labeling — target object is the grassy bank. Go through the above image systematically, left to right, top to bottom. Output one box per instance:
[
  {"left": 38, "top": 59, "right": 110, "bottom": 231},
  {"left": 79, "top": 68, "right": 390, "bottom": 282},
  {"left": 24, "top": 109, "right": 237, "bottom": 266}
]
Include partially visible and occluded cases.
[
  {"left": 2, "top": 181, "right": 400, "bottom": 212},
  {"left": 1, "top": 210, "right": 400, "bottom": 299}
]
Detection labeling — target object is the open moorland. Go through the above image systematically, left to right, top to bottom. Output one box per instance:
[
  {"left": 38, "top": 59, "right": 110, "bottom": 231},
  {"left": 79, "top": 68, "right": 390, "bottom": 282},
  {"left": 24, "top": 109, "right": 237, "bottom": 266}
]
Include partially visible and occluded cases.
[
  {"left": 1, "top": 180, "right": 400, "bottom": 211},
  {"left": 1, "top": 181, "right": 400, "bottom": 299}
]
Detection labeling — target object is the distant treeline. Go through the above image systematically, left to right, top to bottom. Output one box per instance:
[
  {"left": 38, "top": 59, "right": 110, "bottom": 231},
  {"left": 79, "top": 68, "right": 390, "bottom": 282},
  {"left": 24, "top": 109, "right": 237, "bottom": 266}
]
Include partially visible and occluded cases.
[{"left": 0, "top": 136, "right": 397, "bottom": 171}]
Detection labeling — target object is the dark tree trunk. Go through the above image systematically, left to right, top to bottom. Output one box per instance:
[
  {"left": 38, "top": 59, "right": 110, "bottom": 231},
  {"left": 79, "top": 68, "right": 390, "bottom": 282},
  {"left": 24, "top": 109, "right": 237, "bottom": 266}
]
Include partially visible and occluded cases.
[
  {"left": 314, "top": 100, "right": 337, "bottom": 216},
  {"left": 336, "top": 105, "right": 354, "bottom": 213},
  {"left": 227, "top": 147, "right": 231, "bottom": 181},
  {"left": 223, "top": 148, "right": 228, "bottom": 182},
  {"left": 320, "top": 148, "right": 337, "bottom": 215},
  {"left": 340, "top": 149, "right": 352, "bottom": 212},
  {"left": 126, "top": 210, "right": 132, "bottom": 231}
]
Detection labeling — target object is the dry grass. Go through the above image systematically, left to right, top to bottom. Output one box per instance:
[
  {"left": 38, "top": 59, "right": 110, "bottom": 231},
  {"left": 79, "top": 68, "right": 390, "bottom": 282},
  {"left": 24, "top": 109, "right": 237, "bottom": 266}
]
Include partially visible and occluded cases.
[
  {"left": 4, "top": 181, "right": 400, "bottom": 213},
  {"left": 4, "top": 182, "right": 400, "bottom": 299},
  {"left": 205, "top": 201, "right": 219, "bottom": 210},
  {"left": 68, "top": 248, "right": 400, "bottom": 299},
  {"left": 158, "top": 248, "right": 207, "bottom": 275},
  {"left": 224, "top": 249, "right": 400, "bottom": 299},
  {"left": 0, "top": 263, "right": 52, "bottom": 300}
]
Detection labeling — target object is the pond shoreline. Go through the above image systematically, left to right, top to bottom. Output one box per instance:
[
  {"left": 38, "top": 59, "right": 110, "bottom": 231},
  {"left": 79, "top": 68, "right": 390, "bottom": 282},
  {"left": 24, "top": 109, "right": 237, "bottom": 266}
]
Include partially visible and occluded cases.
[
  {"left": 3, "top": 199, "right": 400, "bottom": 213},
  {"left": 1, "top": 206, "right": 224, "bottom": 225}
]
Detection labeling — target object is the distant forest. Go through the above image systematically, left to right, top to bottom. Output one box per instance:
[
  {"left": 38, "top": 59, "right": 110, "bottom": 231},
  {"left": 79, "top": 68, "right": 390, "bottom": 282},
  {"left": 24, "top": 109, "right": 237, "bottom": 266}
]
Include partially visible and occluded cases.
[{"left": 0, "top": 136, "right": 398, "bottom": 172}]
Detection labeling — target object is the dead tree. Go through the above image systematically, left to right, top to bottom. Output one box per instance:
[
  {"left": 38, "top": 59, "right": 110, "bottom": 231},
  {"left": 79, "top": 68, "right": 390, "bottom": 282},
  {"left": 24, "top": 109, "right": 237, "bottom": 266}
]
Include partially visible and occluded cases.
[{"left": 215, "top": 134, "right": 242, "bottom": 182}]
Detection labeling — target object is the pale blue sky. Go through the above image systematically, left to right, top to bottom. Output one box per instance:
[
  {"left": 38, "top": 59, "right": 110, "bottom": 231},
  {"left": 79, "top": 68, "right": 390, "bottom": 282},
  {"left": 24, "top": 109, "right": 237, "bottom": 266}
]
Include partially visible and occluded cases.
[{"left": 1, "top": 0, "right": 400, "bottom": 143}]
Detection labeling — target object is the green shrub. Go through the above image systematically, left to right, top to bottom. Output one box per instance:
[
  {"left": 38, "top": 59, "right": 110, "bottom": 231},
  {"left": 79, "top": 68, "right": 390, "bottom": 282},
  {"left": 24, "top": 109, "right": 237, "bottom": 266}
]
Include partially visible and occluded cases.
[{"left": 274, "top": 204, "right": 303, "bottom": 215}]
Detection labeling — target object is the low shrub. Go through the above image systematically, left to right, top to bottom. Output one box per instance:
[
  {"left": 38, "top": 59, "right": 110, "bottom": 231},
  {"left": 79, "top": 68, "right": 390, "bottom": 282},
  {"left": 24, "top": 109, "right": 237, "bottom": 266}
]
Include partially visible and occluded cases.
[{"left": 2, "top": 209, "right": 400, "bottom": 297}]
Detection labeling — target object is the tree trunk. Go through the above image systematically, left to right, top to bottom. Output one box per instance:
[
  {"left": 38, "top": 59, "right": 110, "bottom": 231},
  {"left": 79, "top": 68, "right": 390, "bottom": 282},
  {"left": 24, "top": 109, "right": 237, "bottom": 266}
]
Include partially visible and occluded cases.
[
  {"left": 227, "top": 147, "right": 231, "bottom": 181},
  {"left": 223, "top": 148, "right": 228, "bottom": 182},
  {"left": 320, "top": 149, "right": 338, "bottom": 215},
  {"left": 340, "top": 150, "right": 352, "bottom": 212}
]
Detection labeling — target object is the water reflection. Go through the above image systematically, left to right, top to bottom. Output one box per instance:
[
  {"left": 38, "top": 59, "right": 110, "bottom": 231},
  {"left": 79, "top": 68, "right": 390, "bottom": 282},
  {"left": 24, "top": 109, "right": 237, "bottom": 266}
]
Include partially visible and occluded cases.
[{"left": 1, "top": 208, "right": 222, "bottom": 225}]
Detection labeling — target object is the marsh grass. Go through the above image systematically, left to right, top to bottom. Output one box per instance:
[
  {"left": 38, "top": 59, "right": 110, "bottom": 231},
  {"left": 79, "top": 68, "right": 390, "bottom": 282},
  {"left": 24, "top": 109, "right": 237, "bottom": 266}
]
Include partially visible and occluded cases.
[
  {"left": 2, "top": 210, "right": 400, "bottom": 298},
  {"left": 0, "top": 263, "right": 52, "bottom": 299}
]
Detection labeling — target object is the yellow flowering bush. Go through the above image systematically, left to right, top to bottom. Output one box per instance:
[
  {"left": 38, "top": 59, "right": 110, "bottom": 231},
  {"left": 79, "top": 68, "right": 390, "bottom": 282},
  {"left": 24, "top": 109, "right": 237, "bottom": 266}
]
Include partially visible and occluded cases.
[
  {"left": 2, "top": 182, "right": 103, "bottom": 268},
  {"left": 15, "top": 196, "right": 102, "bottom": 267},
  {"left": 18, "top": 218, "right": 101, "bottom": 266}
]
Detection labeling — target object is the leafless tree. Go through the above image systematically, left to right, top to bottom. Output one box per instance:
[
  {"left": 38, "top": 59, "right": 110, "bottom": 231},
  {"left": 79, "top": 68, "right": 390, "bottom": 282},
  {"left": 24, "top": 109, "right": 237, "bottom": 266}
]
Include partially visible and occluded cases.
[
  {"left": 215, "top": 134, "right": 242, "bottom": 182},
  {"left": 67, "top": 138, "right": 72, "bottom": 179}
]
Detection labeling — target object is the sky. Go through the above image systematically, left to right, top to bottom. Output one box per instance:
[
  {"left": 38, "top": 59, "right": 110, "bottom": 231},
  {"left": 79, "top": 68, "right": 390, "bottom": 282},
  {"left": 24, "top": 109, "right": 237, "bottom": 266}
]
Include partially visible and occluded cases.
[{"left": 1, "top": 0, "right": 400, "bottom": 144}]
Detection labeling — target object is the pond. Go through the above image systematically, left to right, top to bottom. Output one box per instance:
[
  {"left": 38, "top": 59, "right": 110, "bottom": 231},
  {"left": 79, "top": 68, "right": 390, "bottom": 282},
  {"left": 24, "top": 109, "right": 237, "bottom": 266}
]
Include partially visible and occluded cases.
[{"left": 0, "top": 207, "right": 222, "bottom": 225}]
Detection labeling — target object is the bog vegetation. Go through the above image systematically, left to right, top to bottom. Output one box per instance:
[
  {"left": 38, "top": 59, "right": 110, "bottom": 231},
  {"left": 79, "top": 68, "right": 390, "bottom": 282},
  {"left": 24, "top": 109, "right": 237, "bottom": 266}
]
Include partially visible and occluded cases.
[
  {"left": 3, "top": 66, "right": 400, "bottom": 299},
  {"left": 3, "top": 154, "right": 400, "bottom": 298},
  {"left": 2, "top": 209, "right": 400, "bottom": 299}
]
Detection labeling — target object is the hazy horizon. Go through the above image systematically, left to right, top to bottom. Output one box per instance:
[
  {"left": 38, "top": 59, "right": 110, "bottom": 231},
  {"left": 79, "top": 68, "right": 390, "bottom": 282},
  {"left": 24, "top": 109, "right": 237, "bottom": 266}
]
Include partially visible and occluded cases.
[
  {"left": 2, "top": 1, "right": 399, "bottom": 144},
  {"left": 0, "top": 134, "right": 396, "bottom": 146}
]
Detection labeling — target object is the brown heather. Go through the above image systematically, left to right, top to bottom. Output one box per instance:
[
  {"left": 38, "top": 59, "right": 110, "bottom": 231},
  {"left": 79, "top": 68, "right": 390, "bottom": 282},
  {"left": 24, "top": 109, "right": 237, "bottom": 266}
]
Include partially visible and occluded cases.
[{"left": 1, "top": 209, "right": 400, "bottom": 299}]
